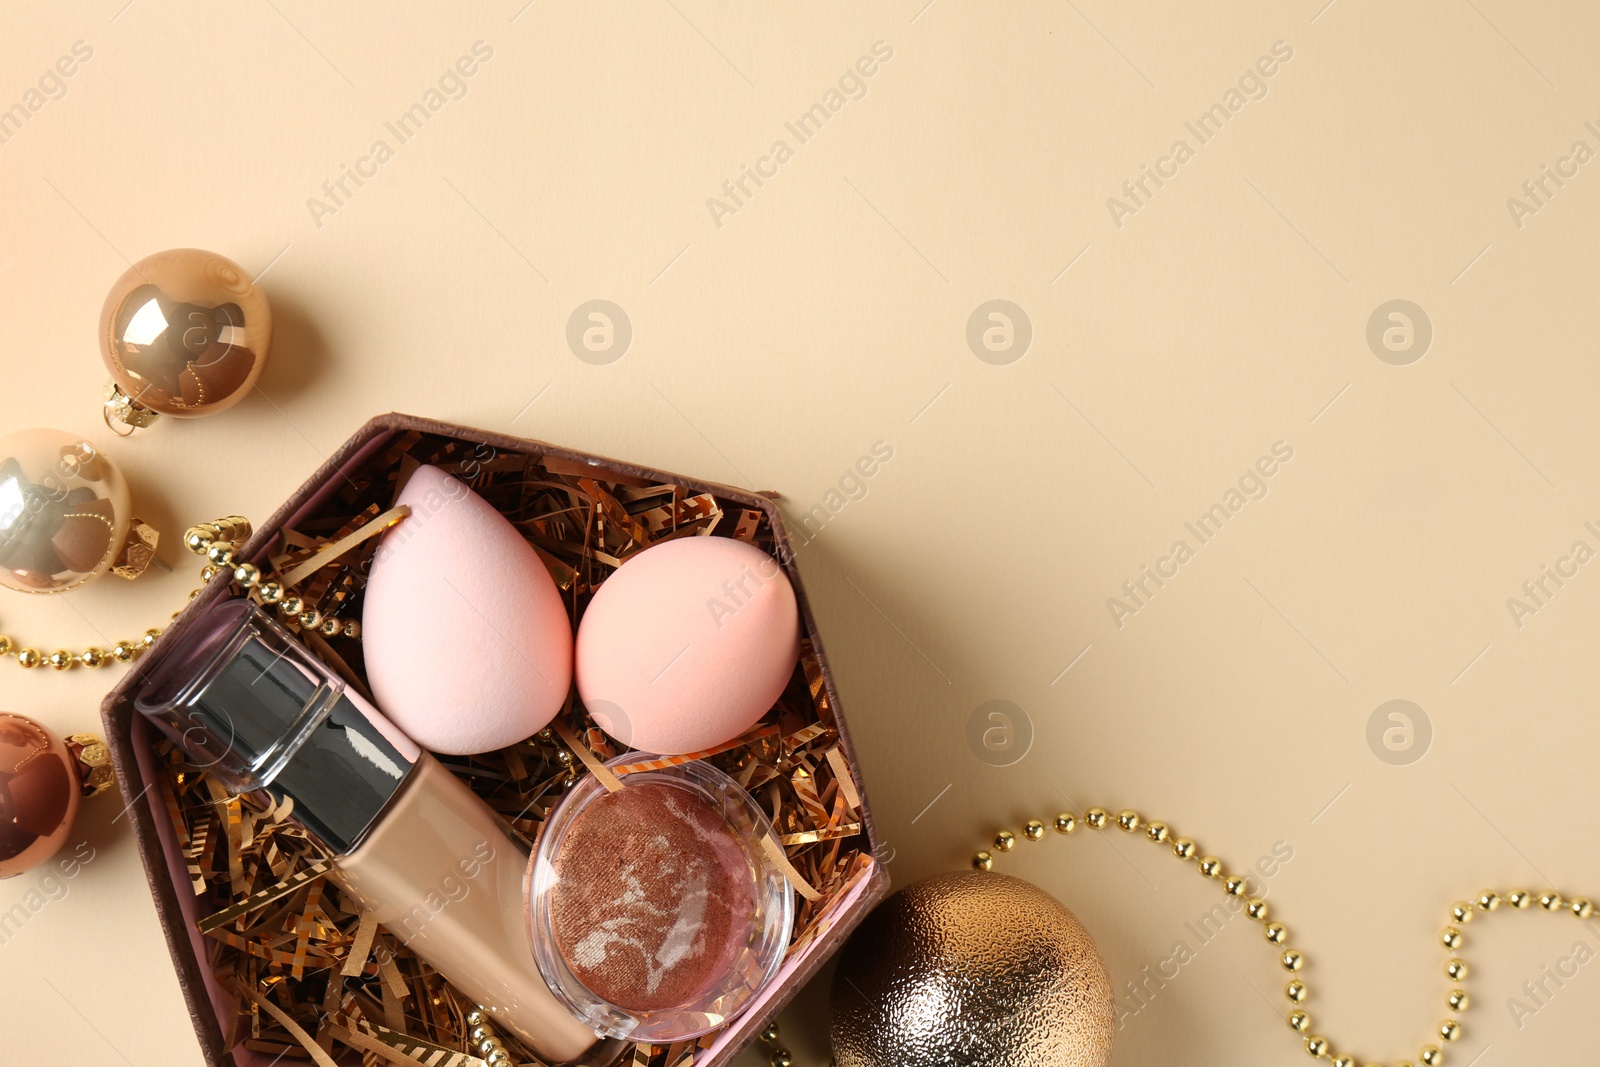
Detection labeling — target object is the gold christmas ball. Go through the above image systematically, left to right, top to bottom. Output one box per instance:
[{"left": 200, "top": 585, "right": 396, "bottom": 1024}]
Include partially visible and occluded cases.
[
  {"left": 99, "top": 248, "right": 272, "bottom": 424},
  {"left": 0, "top": 428, "right": 146, "bottom": 593},
  {"left": 0, "top": 713, "right": 81, "bottom": 878},
  {"left": 830, "top": 872, "right": 1114, "bottom": 1067}
]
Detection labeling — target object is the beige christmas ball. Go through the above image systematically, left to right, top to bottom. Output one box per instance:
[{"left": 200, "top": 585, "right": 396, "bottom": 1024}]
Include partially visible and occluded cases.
[
  {"left": 99, "top": 247, "right": 272, "bottom": 422},
  {"left": 0, "top": 428, "right": 135, "bottom": 593},
  {"left": 830, "top": 871, "right": 1115, "bottom": 1067}
]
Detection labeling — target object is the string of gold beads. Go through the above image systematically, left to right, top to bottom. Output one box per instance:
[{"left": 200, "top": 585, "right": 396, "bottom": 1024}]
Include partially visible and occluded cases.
[
  {"left": 0, "top": 520, "right": 241, "bottom": 672},
  {"left": 182, "top": 521, "right": 359, "bottom": 639},
  {"left": 0, "top": 627, "right": 166, "bottom": 671},
  {"left": 974, "top": 807, "right": 1597, "bottom": 1067},
  {"left": 464, "top": 1009, "right": 512, "bottom": 1067},
  {"left": 757, "top": 1018, "right": 794, "bottom": 1067}
]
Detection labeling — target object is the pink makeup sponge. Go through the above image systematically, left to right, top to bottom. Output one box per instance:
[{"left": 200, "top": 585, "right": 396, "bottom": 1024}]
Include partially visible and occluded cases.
[
  {"left": 362, "top": 465, "right": 572, "bottom": 754},
  {"left": 576, "top": 537, "right": 800, "bottom": 755}
]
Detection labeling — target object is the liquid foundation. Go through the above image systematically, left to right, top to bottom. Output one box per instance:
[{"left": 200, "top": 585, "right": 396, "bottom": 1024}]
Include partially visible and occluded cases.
[{"left": 134, "top": 599, "right": 596, "bottom": 1063}]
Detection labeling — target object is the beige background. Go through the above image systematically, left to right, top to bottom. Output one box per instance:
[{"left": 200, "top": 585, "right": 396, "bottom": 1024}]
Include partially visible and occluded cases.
[{"left": 3, "top": 2, "right": 1599, "bottom": 1064}]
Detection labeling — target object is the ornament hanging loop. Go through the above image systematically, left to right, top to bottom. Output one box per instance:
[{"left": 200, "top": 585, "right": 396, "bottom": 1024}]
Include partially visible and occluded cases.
[{"left": 102, "top": 381, "right": 161, "bottom": 435}]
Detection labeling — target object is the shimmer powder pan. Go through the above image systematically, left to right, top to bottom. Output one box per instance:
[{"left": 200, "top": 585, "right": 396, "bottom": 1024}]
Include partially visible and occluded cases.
[{"left": 528, "top": 757, "right": 794, "bottom": 1043}]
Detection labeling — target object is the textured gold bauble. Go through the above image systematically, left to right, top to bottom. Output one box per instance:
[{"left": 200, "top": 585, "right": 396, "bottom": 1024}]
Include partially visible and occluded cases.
[
  {"left": 99, "top": 248, "right": 272, "bottom": 429},
  {"left": 0, "top": 427, "right": 159, "bottom": 592},
  {"left": 829, "top": 871, "right": 1115, "bottom": 1067}
]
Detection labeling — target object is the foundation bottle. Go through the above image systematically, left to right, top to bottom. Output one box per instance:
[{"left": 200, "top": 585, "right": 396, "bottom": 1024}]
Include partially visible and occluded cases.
[{"left": 134, "top": 598, "right": 598, "bottom": 1063}]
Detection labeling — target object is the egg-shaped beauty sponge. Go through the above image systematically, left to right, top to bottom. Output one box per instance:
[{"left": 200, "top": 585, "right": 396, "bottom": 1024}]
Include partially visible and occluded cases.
[
  {"left": 362, "top": 465, "right": 572, "bottom": 754},
  {"left": 576, "top": 537, "right": 800, "bottom": 755}
]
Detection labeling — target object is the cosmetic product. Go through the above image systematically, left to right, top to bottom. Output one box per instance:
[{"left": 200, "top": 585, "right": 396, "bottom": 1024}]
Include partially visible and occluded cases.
[
  {"left": 363, "top": 464, "right": 572, "bottom": 754},
  {"left": 575, "top": 538, "right": 799, "bottom": 754},
  {"left": 135, "top": 598, "right": 597, "bottom": 1063},
  {"left": 528, "top": 755, "right": 794, "bottom": 1042}
]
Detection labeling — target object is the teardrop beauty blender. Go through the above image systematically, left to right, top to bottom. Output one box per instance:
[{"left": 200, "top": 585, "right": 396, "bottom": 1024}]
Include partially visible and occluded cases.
[
  {"left": 362, "top": 465, "right": 572, "bottom": 754},
  {"left": 575, "top": 537, "right": 800, "bottom": 755}
]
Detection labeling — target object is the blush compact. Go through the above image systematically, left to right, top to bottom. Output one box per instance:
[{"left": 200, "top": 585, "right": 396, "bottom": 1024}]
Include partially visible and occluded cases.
[{"left": 527, "top": 756, "right": 795, "bottom": 1043}]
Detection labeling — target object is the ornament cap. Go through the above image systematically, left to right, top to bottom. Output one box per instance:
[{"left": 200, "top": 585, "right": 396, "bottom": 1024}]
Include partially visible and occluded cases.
[
  {"left": 102, "top": 380, "right": 162, "bottom": 434},
  {"left": 110, "top": 516, "right": 161, "bottom": 580},
  {"left": 65, "top": 733, "right": 115, "bottom": 797}
]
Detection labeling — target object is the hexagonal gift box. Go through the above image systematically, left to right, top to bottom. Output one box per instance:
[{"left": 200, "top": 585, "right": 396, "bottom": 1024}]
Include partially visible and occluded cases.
[{"left": 102, "top": 413, "right": 887, "bottom": 1067}]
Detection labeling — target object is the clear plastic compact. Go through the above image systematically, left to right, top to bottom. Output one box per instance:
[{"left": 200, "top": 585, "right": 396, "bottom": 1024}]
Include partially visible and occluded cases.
[{"left": 526, "top": 755, "right": 794, "bottom": 1043}]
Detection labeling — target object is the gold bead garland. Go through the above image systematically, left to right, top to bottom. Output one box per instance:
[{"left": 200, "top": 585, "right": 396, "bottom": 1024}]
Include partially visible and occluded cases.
[
  {"left": 0, "top": 513, "right": 359, "bottom": 673},
  {"left": 181, "top": 519, "right": 360, "bottom": 638},
  {"left": 0, "top": 521, "right": 246, "bottom": 671},
  {"left": 973, "top": 807, "right": 1599, "bottom": 1066},
  {"left": 463, "top": 1009, "right": 513, "bottom": 1067},
  {"left": 758, "top": 1018, "right": 794, "bottom": 1067}
]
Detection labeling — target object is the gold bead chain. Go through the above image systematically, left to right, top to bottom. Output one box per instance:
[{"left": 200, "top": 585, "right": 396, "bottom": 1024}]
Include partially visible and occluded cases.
[
  {"left": 0, "top": 515, "right": 356, "bottom": 674},
  {"left": 0, "top": 519, "right": 247, "bottom": 672},
  {"left": 180, "top": 520, "right": 359, "bottom": 639},
  {"left": 974, "top": 807, "right": 1595, "bottom": 1067},
  {"left": 463, "top": 1008, "right": 514, "bottom": 1066},
  {"left": 758, "top": 1019, "right": 794, "bottom": 1067}
]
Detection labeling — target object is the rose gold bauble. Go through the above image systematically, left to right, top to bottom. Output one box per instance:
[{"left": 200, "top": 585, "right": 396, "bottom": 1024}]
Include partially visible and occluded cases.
[
  {"left": 99, "top": 248, "right": 272, "bottom": 423},
  {"left": 0, "top": 427, "right": 156, "bottom": 593},
  {"left": 0, "top": 713, "right": 81, "bottom": 879},
  {"left": 830, "top": 872, "right": 1115, "bottom": 1067}
]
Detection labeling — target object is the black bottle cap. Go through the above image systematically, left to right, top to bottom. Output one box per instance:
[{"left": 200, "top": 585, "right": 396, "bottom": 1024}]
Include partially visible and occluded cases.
[{"left": 135, "top": 598, "right": 419, "bottom": 854}]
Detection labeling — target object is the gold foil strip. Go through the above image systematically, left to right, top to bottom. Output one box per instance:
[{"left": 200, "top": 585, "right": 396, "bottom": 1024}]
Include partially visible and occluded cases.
[
  {"left": 578, "top": 477, "right": 651, "bottom": 548},
  {"left": 278, "top": 504, "right": 411, "bottom": 588},
  {"left": 730, "top": 508, "right": 762, "bottom": 542},
  {"left": 798, "top": 641, "right": 830, "bottom": 710},
  {"left": 552, "top": 717, "right": 623, "bottom": 793},
  {"left": 782, "top": 721, "right": 828, "bottom": 749},
  {"left": 610, "top": 723, "right": 781, "bottom": 776},
  {"left": 825, "top": 745, "right": 862, "bottom": 813},
  {"left": 789, "top": 765, "right": 830, "bottom": 826},
  {"left": 157, "top": 771, "right": 205, "bottom": 895},
  {"left": 224, "top": 796, "right": 246, "bottom": 895},
  {"left": 188, "top": 815, "right": 213, "bottom": 887},
  {"left": 778, "top": 822, "right": 862, "bottom": 846},
  {"left": 760, "top": 834, "right": 820, "bottom": 902},
  {"left": 197, "top": 859, "right": 332, "bottom": 933},
  {"left": 291, "top": 879, "right": 324, "bottom": 979},
  {"left": 343, "top": 911, "right": 380, "bottom": 977},
  {"left": 205, "top": 926, "right": 334, "bottom": 968},
  {"left": 377, "top": 949, "right": 409, "bottom": 1002},
  {"left": 380, "top": 960, "right": 408, "bottom": 1031},
  {"left": 231, "top": 980, "right": 342, "bottom": 1067},
  {"left": 355, "top": 1020, "right": 489, "bottom": 1067},
  {"left": 328, "top": 1023, "right": 450, "bottom": 1067},
  {"left": 664, "top": 1041, "right": 698, "bottom": 1067}
]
